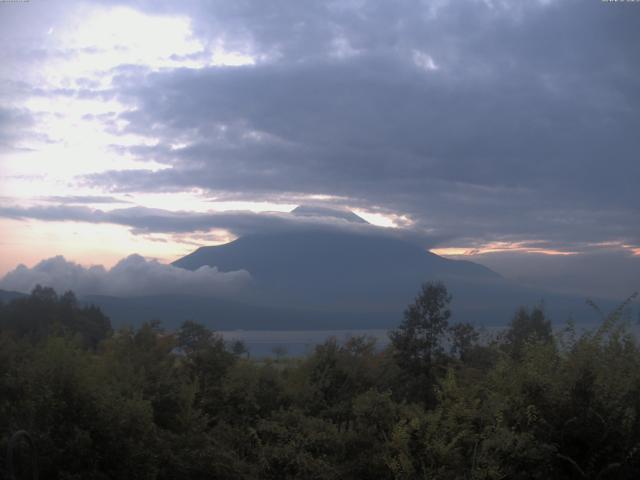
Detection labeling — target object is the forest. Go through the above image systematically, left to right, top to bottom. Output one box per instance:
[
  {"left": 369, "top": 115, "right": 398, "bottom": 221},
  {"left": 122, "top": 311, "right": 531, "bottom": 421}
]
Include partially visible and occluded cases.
[{"left": 1, "top": 284, "right": 640, "bottom": 479}]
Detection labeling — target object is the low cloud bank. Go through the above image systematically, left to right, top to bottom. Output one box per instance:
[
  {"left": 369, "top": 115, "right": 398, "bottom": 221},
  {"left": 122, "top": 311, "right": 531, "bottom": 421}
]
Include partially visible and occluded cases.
[
  {"left": 472, "top": 249, "right": 640, "bottom": 301},
  {"left": 0, "top": 255, "right": 251, "bottom": 298}
]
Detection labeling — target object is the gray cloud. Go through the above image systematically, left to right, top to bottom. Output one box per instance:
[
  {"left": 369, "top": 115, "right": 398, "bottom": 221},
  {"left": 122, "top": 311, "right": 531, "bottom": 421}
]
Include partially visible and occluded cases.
[
  {"left": 73, "top": 0, "right": 640, "bottom": 250},
  {"left": 0, "top": 106, "right": 36, "bottom": 151},
  {"left": 39, "top": 195, "right": 132, "bottom": 204},
  {"left": 0, "top": 203, "right": 438, "bottom": 245},
  {"left": 470, "top": 249, "right": 640, "bottom": 301},
  {"left": 0, "top": 254, "right": 251, "bottom": 297}
]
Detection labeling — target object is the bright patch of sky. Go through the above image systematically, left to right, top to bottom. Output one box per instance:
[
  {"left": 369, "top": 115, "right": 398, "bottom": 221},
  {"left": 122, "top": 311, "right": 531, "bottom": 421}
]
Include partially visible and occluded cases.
[
  {"left": 1, "top": 4, "right": 255, "bottom": 206},
  {"left": 43, "top": 5, "right": 254, "bottom": 85},
  {"left": 412, "top": 50, "right": 439, "bottom": 72},
  {"left": 351, "top": 209, "right": 414, "bottom": 228},
  {"left": 0, "top": 218, "right": 192, "bottom": 275}
]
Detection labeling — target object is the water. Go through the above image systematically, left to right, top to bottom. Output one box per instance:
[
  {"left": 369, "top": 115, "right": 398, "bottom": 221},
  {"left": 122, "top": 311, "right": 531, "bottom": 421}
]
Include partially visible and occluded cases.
[
  {"left": 219, "top": 321, "right": 638, "bottom": 358},
  {"left": 219, "top": 329, "right": 391, "bottom": 358}
]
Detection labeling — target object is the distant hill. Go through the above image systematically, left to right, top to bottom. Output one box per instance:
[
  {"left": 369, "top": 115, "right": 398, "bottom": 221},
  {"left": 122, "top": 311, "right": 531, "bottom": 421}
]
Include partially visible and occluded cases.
[
  {"left": 0, "top": 289, "right": 27, "bottom": 303},
  {"left": 81, "top": 293, "right": 396, "bottom": 330}
]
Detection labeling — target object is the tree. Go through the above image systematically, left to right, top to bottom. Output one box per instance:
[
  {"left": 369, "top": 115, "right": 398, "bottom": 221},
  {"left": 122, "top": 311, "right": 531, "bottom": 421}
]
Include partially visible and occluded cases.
[
  {"left": 389, "top": 281, "right": 452, "bottom": 404},
  {"left": 390, "top": 282, "right": 451, "bottom": 368},
  {"left": 0, "top": 286, "right": 111, "bottom": 348},
  {"left": 503, "top": 306, "right": 552, "bottom": 359},
  {"left": 176, "top": 320, "right": 236, "bottom": 417},
  {"left": 177, "top": 320, "right": 214, "bottom": 353},
  {"left": 449, "top": 322, "right": 479, "bottom": 362},
  {"left": 231, "top": 339, "right": 249, "bottom": 357},
  {"left": 272, "top": 345, "right": 288, "bottom": 361}
]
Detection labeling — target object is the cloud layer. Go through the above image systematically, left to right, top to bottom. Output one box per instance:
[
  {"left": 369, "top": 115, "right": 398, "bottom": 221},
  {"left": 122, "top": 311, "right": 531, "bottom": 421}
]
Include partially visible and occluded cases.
[
  {"left": 78, "top": 0, "right": 639, "bottom": 251},
  {"left": 0, "top": 204, "right": 434, "bottom": 245},
  {"left": 465, "top": 249, "right": 640, "bottom": 301},
  {"left": 0, "top": 255, "right": 251, "bottom": 298}
]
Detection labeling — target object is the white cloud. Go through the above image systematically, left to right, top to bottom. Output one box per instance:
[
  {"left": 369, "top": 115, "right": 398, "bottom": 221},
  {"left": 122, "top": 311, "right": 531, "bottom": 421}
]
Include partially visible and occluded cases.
[
  {"left": 412, "top": 50, "right": 439, "bottom": 72},
  {"left": 0, "top": 254, "right": 251, "bottom": 298}
]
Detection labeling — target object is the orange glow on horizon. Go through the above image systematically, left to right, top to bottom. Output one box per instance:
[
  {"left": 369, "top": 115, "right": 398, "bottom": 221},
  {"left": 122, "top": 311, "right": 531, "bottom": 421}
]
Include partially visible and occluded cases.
[
  {"left": 431, "top": 241, "right": 579, "bottom": 257},
  {"left": 430, "top": 247, "right": 473, "bottom": 256}
]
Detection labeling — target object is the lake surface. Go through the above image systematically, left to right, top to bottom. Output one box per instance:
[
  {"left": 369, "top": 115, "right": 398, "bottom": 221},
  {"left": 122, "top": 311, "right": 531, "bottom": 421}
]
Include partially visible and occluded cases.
[
  {"left": 219, "top": 321, "right": 632, "bottom": 358},
  {"left": 219, "top": 329, "right": 391, "bottom": 357}
]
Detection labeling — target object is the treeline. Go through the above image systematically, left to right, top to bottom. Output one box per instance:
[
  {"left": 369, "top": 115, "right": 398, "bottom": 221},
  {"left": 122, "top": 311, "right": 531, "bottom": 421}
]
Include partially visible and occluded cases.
[{"left": 1, "top": 284, "right": 639, "bottom": 479}]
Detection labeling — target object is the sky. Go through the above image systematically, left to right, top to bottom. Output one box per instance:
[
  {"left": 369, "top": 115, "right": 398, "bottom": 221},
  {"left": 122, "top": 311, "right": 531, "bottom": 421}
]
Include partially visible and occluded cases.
[{"left": 0, "top": 0, "right": 639, "bottom": 300}]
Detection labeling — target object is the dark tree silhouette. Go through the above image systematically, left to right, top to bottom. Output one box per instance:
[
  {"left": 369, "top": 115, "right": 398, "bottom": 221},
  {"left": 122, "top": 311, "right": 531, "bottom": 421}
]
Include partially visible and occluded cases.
[{"left": 389, "top": 281, "right": 451, "bottom": 403}]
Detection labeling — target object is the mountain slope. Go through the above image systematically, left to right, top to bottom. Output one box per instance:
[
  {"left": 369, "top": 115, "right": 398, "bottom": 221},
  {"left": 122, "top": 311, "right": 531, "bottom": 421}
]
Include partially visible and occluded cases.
[
  {"left": 170, "top": 228, "right": 614, "bottom": 328},
  {"left": 173, "top": 230, "right": 500, "bottom": 309}
]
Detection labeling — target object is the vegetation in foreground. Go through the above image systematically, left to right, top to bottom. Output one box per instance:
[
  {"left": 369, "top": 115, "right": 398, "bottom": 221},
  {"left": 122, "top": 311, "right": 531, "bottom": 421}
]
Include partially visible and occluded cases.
[{"left": 0, "top": 284, "right": 639, "bottom": 479}]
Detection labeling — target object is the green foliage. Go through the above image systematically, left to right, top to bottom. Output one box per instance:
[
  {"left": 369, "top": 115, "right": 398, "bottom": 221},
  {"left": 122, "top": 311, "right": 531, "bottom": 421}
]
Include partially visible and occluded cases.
[
  {"left": 389, "top": 281, "right": 452, "bottom": 404},
  {"left": 390, "top": 281, "right": 452, "bottom": 369},
  {"left": 0, "top": 286, "right": 111, "bottom": 348},
  {"left": 2, "top": 286, "right": 640, "bottom": 479},
  {"left": 502, "top": 305, "right": 553, "bottom": 359},
  {"left": 256, "top": 409, "right": 343, "bottom": 479}
]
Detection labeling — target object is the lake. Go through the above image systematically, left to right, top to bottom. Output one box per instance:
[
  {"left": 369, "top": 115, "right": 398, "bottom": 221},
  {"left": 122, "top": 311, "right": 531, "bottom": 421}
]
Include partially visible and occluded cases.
[
  {"left": 219, "top": 321, "right": 628, "bottom": 358},
  {"left": 218, "top": 329, "right": 391, "bottom": 357}
]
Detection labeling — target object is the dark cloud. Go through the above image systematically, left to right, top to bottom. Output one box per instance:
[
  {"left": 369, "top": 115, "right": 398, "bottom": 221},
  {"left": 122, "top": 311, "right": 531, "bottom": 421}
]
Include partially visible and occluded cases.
[
  {"left": 76, "top": 0, "right": 640, "bottom": 250},
  {"left": 0, "top": 107, "right": 36, "bottom": 151},
  {"left": 40, "top": 195, "right": 132, "bottom": 204},
  {"left": 0, "top": 203, "right": 438, "bottom": 245}
]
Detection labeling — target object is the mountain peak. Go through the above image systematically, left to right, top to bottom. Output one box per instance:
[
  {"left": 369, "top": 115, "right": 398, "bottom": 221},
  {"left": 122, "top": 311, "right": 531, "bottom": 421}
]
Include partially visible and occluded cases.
[{"left": 291, "top": 205, "right": 368, "bottom": 224}]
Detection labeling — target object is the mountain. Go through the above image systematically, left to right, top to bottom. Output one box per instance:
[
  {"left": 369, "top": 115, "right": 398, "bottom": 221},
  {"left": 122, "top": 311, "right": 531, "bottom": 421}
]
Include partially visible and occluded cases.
[
  {"left": 1, "top": 204, "right": 615, "bottom": 329},
  {"left": 3, "top": 206, "right": 607, "bottom": 330},
  {"left": 170, "top": 224, "right": 609, "bottom": 328},
  {"left": 1, "top": 229, "right": 616, "bottom": 329},
  {"left": 173, "top": 229, "right": 501, "bottom": 310}
]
